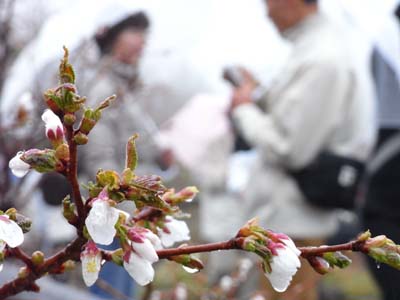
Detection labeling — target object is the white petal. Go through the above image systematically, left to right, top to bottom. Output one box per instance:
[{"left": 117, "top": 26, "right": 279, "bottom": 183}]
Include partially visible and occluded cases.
[
  {"left": 41, "top": 109, "right": 63, "bottom": 129},
  {"left": 8, "top": 152, "right": 30, "bottom": 178},
  {"left": 85, "top": 201, "right": 119, "bottom": 245},
  {"left": 0, "top": 217, "right": 24, "bottom": 248},
  {"left": 159, "top": 218, "right": 190, "bottom": 248},
  {"left": 144, "top": 230, "right": 163, "bottom": 250},
  {"left": 282, "top": 238, "right": 301, "bottom": 256},
  {"left": 132, "top": 239, "right": 159, "bottom": 263},
  {"left": 265, "top": 247, "right": 301, "bottom": 292},
  {"left": 81, "top": 251, "right": 102, "bottom": 286},
  {"left": 123, "top": 252, "right": 155, "bottom": 286},
  {"left": 0, "top": 263, "right": 3, "bottom": 273}
]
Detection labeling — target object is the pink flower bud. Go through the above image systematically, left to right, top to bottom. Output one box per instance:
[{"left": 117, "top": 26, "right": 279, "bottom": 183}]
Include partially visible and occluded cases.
[{"left": 41, "top": 109, "right": 64, "bottom": 142}]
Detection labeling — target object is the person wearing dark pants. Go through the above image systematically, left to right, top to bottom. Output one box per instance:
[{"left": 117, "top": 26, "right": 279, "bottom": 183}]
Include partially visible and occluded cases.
[{"left": 361, "top": 6, "right": 400, "bottom": 300}]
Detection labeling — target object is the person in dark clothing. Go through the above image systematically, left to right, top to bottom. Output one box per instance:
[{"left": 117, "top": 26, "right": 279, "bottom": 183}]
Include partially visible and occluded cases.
[{"left": 361, "top": 6, "right": 400, "bottom": 300}]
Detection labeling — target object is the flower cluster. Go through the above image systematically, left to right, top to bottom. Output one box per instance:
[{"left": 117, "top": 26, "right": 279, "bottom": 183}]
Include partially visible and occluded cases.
[
  {"left": 6, "top": 48, "right": 400, "bottom": 299},
  {"left": 9, "top": 109, "right": 67, "bottom": 178},
  {"left": 82, "top": 187, "right": 192, "bottom": 286},
  {"left": 237, "top": 218, "right": 301, "bottom": 292}
]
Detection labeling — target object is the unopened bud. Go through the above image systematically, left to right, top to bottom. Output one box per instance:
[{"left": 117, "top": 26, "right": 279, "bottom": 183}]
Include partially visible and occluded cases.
[
  {"left": 44, "top": 89, "right": 61, "bottom": 113},
  {"left": 79, "top": 108, "right": 101, "bottom": 134},
  {"left": 63, "top": 113, "right": 76, "bottom": 126},
  {"left": 73, "top": 132, "right": 89, "bottom": 145},
  {"left": 55, "top": 143, "right": 70, "bottom": 161},
  {"left": 21, "top": 149, "right": 62, "bottom": 174},
  {"left": 163, "top": 186, "right": 199, "bottom": 205},
  {"left": 62, "top": 195, "right": 77, "bottom": 225},
  {"left": 5, "top": 208, "right": 17, "bottom": 220},
  {"left": 14, "top": 213, "right": 32, "bottom": 233},
  {"left": 357, "top": 230, "right": 371, "bottom": 242},
  {"left": 365, "top": 235, "right": 400, "bottom": 270},
  {"left": 31, "top": 251, "right": 45, "bottom": 265},
  {"left": 323, "top": 251, "right": 352, "bottom": 269},
  {"left": 169, "top": 254, "right": 204, "bottom": 271},
  {"left": 308, "top": 256, "right": 331, "bottom": 275},
  {"left": 62, "top": 260, "right": 76, "bottom": 271},
  {"left": 18, "top": 266, "right": 29, "bottom": 279}
]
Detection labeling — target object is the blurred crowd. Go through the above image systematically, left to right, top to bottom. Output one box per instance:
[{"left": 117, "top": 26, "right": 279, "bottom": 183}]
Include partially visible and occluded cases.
[{"left": 1, "top": 0, "right": 400, "bottom": 299}]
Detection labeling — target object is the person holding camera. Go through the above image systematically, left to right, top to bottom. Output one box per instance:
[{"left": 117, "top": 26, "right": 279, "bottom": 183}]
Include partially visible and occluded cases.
[{"left": 229, "top": 0, "right": 376, "bottom": 299}]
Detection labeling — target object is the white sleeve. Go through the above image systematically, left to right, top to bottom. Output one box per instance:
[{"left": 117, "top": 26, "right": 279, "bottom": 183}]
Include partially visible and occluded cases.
[{"left": 232, "top": 63, "right": 351, "bottom": 169}]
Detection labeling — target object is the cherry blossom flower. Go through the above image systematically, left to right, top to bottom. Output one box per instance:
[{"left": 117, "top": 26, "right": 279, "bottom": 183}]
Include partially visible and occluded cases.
[
  {"left": 41, "top": 109, "right": 64, "bottom": 142},
  {"left": 8, "top": 152, "right": 30, "bottom": 178},
  {"left": 85, "top": 189, "right": 120, "bottom": 245},
  {"left": 0, "top": 215, "right": 24, "bottom": 249},
  {"left": 158, "top": 216, "right": 190, "bottom": 247},
  {"left": 124, "top": 227, "right": 161, "bottom": 286},
  {"left": 263, "top": 234, "right": 301, "bottom": 292},
  {"left": 81, "top": 241, "right": 102, "bottom": 287}
]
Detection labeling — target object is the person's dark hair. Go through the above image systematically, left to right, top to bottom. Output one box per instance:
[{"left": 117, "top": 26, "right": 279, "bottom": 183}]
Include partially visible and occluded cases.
[
  {"left": 304, "top": 0, "right": 317, "bottom": 3},
  {"left": 395, "top": 4, "right": 400, "bottom": 22},
  {"left": 95, "top": 11, "right": 150, "bottom": 54}
]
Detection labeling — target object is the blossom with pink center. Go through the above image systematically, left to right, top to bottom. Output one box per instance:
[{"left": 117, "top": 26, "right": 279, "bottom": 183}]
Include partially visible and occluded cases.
[
  {"left": 41, "top": 109, "right": 64, "bottom": 142},
  {"left": 8, "top": 152, "right": 30, "bottom": 178},
  {"left": 85, "top": 189, "right": 120, "bottom": 245},
  {"left": 0, "top": 215, "right": 24, "bottom": 249},
  {"left": 158, "top": 216, "right": 190, "bottom": 247},
  {"left": 123, "top": 227, "right": 162, "bottom": 285},
  {"left": 263, "top": 234, "right": 301, "bottom": 292},
  {"left": 81, "top": 240, "right": 102, "bottom": 286}
]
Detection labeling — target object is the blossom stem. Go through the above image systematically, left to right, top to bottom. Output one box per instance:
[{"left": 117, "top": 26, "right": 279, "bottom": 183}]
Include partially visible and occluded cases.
[{"left": 65, "top": 124, "right": 86, "bottom": 229}]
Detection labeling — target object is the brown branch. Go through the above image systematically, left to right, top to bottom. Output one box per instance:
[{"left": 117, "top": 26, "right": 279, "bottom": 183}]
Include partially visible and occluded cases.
[
  {"left": 0, "top": 122, "right": 90, "bottom": 298},
  {"left": 65, "top": 125, "right": 86, "bottom": 229},
  {"left": 0, "top": 237, "right": 86, "bottom": 299},
  {"left": 156, "top": 238, "right": 368, "bottom": 261},
  {"left": 157, "top": 239, "right": 243, "bottom": 259},
  {"left": 298, "top": 240, "right": 367, "bottom": 258},
  {"left": 7, "top": 247, "right": 34, "bottom": 269}
]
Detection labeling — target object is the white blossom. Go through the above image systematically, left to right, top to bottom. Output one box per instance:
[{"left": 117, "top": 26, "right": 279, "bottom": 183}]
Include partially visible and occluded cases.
[
  {"left": 41, "top": 109, "right": 64, "bottom": 141},
  {"left": 8, "top": 152, "right": 30, "bottom": 178},
  {"left": 85, "top": 189, "right": 120, "bottom": 245},
  {"left": 0, "top": 215, "right": 24, "bottom": 248},
  {"left": 158, "top": 216, "right": 190, "bottom": 247},
  {"left": 124, "top": 228, "right": 162, "bottom": 286},
  {"left": 264, "top": 237, "right": 301, "bottom": 292},
  {"left": 81, "top": 241, "right": 102, "bottom": 287},
  {"left": 123, "top": 251, "right": 155, "bottom": 286}
]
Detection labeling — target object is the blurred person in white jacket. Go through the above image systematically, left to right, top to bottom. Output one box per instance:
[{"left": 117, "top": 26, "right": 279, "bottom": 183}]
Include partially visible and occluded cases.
[{"left": 229, "top": 0, "right": 376, "bottom": 299}]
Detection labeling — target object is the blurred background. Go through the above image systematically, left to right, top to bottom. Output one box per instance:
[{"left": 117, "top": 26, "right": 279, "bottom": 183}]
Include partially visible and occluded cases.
[{"left": 1, "top": 0, "right": 400, "bottom": 299}]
